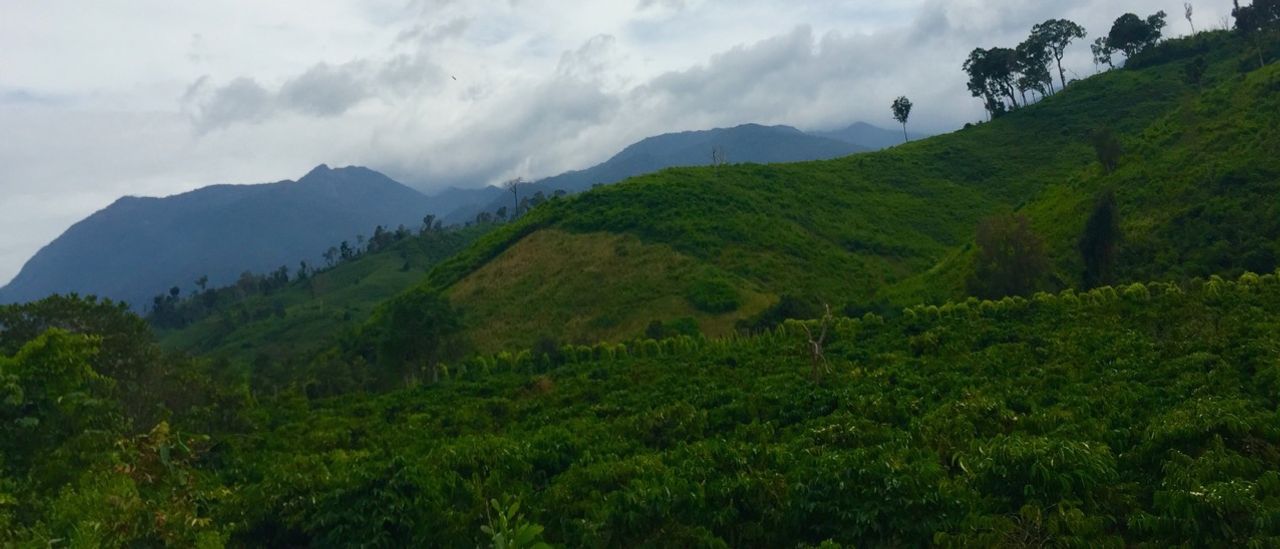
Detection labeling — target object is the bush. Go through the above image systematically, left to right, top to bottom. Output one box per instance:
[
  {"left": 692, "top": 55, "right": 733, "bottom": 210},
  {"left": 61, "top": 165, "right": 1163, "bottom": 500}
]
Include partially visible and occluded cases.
[
  {"left": 967, "top": 213, "right": 1051, "bottom": 299},
  {"left": 685, "top": 277, "right": 741, "bottom": 314}
]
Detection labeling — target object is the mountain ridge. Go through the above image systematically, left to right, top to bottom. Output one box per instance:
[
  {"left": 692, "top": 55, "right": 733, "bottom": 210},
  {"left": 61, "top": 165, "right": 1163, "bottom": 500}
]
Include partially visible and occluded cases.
[
  {"left": 443, "top": 122, "right": 871, "bottom": 223},
  {"left": 0, "top": 165, "right": 439, "bottom": 310}
]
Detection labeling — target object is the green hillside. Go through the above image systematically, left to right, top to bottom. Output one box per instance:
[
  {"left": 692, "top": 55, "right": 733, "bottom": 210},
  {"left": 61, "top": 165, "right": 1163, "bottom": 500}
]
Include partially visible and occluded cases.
[
  {"left": 414, "top": 31, "right": 1279, "bottom": 352},
  {"left": 156, "top": 224, "right": 492, "bottom": 362},
  {"left": 11, "top": 272, "right": 1280, "bottom": 546},
  {"left": 214, "top": 273, "right": 1280, "bottom": 547}
]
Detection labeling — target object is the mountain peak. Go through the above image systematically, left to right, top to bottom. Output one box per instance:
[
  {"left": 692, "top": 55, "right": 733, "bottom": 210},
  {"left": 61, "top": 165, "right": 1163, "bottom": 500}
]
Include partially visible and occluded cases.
[{"left": 301, "top": 164, "right": 332, "bottom": 181}]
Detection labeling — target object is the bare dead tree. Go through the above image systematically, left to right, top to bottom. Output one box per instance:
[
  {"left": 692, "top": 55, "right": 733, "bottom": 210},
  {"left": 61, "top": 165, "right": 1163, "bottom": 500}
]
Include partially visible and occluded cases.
[
  {"left": 1185, "top": 3, "right": 1196, "bottom": 34},
  {"left": 711, "top": 145, "right": 727, "bottom": 168},
  {"left": 503, "top": 177, "right": 524, "bottom": 218},
  {"left": 799, "top": 304, "right": 833, "bottom": 381}
]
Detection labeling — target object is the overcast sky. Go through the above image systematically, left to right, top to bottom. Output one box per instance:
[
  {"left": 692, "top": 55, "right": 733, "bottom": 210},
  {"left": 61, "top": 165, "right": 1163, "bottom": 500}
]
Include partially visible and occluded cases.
[{"left": 0, "top": 0, "right": 1230, "bottom": 285}]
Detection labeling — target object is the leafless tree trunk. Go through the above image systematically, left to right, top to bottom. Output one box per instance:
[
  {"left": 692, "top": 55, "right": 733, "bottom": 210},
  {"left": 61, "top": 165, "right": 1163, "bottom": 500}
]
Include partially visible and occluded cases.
[{"left": 800, "top": 304, "right": 833, "bottom": 382}]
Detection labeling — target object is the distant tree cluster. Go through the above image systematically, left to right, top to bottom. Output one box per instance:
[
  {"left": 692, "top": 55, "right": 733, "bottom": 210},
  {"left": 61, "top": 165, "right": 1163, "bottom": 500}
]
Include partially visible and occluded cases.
[
  {"left": 965, "top": 11, "right": 1176, "bottom": 118},
  {"left": 964, "top": 19, "right": 1085, "bottom": 118},
  {"left": 470, "top": 188, "right": 561, "bottom": 226},
  {"left": 149, "top": 215, "right": 451, "bottom": 330}
]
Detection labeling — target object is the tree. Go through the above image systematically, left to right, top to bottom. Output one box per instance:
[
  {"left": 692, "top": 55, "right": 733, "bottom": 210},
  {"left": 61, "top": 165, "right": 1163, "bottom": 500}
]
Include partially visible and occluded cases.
[
  {"left": 1232, "top": 0, "right": 1280, "bottom": 68},
  {"left": 1185, "top": 3, "right": 1197, "bottom": 34},
  {"left": 1106, "top": 11, "right": 1167, "bottom": 59},
  {"left": 1031, "top": 19, "right": 1088, "bottom": 91},
  {"left": 1015, "top": 37, "right": 1055, "bottom": 101},
  {"left": 1091, "top": 37, "right": 1115, "bottom": 71},
  {"left": 964, "top": 47, "right": 1021, "bottom": 117},
  {"left": 1184, "top": 56, "right": 1207, "bottom": 86},
  {"left": 891, "top": 96, "right": 913, "bottom": 143},
  {"left": 1091, "top": 127, "right": 1123, "bottom": 174},
  {"left": 711, "top": 145, "right": 727, "bottom": 167},
  {"left": 503, "top": 177, "right": 524, "bottom": 220},
  {"left": 1079, "top": 189, "right": 1122, "bottom": 289},
  {"left": 967, "top": 213, "right": 1051, "bottom": 299},
  {"left": 323, "top": 246, "right": 338, "bottom": 267},
  {"left": 195, "top": 275, "right": 208, "bottom": 293},
  {"left": 372, "top": 289, "right": 465, "bottom": 385},
  {"left": 0, "top": 294, "right": 212, "bottom": 435},
  {"left": 798, "top": 305, "right": 833, "bottom": 382},
  {"left": 0, "top": 329, "right": 116, "bottom": 479}
]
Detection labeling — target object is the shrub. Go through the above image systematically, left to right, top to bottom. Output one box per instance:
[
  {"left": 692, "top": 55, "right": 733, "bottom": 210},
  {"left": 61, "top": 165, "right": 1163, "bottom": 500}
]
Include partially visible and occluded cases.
[{"left": 685, "top": 277, "right": 741, "bottom": 314}]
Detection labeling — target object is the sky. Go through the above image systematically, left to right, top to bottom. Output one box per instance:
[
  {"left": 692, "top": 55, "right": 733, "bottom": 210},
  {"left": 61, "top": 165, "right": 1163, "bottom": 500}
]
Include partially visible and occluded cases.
[{"left": 0, "top": 0, "right": 1232, "bottom": 285}]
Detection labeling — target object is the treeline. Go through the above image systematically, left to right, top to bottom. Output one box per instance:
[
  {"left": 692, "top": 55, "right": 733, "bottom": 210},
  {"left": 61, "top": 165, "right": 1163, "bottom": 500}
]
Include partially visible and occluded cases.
[
  {"left": 963, "top": 12, "right": 1172, "bottom": 118},
  {"left": 468, "top": 187, "right": 565, "bottom": 226},
  {"left": 148, "top": 215, "right": 479, "bottom": 330}
]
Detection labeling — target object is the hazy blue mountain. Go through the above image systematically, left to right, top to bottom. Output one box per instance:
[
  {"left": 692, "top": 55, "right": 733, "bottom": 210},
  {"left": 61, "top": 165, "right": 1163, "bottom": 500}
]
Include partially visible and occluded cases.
[
  {"left": 812, "top": 121, "right": 928, "bottom": 150},
  {"left": 447, "top": 123, "right": 866, "bottom": 224},
  {"left": 0, "top": 165, "right": 439, "bottom": 310}
]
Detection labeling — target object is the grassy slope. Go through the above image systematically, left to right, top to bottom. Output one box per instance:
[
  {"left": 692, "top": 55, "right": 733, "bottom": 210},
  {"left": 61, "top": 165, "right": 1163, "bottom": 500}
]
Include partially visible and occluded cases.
[
  {"left": 422, "top": 32, "right": 1272, "bottom": 351},
  {"left": 885, "top": 33, "right": 1280, "bottom": 304},
  {"left": 158, "top": 225, "right": 491, "bottom": 361},
  {"left": 447, "top": 230, "right": 773, "bottom": 351},
  {"left": 217, "top": 273, "right": 1280, "bottom": 547}
]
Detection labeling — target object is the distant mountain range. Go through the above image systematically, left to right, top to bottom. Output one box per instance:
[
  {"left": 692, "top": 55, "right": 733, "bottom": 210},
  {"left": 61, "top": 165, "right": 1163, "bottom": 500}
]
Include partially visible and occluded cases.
[
  {"left": 0, "top": 121, "right": 911, "bottom": 309},
  {"left": 443, "top": 122, "right": 914, "bottom": 224},
  {"left": 0, "top": 165, "right": 437, "bottom": 310}
]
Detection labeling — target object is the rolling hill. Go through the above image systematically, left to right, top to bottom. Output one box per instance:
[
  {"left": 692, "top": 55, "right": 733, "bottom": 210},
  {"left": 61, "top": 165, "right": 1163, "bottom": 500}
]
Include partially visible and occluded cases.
[
  {"left": 408, "top": 30, "right": 1280, "bottom": 352},
  {"left": 153, "top": 31, "right": 1280, "bottom": 359},
  {"left": 0, "top": 165, "right": 440, "bottom": 310}
]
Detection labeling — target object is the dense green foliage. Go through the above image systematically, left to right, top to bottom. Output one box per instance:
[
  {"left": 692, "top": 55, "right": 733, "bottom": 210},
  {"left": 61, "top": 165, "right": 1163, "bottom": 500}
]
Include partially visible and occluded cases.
[
  {"left": 177, "top": 273, "right": 1280, "bottom": 546},
  {"left": 0, "top": 298, "right": 237, "bottom": 545}
]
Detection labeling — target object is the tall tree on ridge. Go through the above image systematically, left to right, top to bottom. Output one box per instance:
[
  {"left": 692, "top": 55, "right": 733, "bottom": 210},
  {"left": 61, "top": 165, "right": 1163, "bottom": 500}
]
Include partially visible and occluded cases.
[
  {"left": 1232, "top": 0, "right": 1280, "bottom": 68},
  {"left": 1107, "top": 11, "right": 1168, "bottom": 59},
  {"left": 1031, "top": 19, "right": 1087, "bottom": 91},
  {"left": 1016, "top": 35, "right": 1056, "bottom": 101},
  {"left": 1091, "top": 37, "right": 1115, "bottom": 71},
  {"left": 964, "top": 47, "right": 1021, "bottom": 117},
  {"left": 891, "top": 96, "right": 914, "bottom": 143}
]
